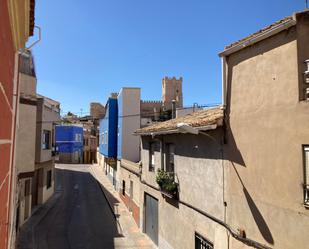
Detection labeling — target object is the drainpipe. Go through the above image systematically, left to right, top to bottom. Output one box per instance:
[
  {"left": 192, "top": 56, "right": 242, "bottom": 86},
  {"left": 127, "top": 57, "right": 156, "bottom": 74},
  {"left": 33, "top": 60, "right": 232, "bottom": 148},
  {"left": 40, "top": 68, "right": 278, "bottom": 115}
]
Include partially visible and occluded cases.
[
  {"left": 26, "top": 26, "right": 41, "bottom": 50},
  {"left": 7, "top": 27, "right": 41, "bottom": 247},
  {"left": 7, "top": 52, "right": 20, "bottom": 249}
]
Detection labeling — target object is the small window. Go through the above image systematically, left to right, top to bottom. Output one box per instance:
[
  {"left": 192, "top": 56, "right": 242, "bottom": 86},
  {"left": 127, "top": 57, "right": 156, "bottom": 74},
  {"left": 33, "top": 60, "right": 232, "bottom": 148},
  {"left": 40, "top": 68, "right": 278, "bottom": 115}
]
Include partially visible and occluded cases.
[
  {"left": 42, "top": 130, "right": 51, "bottom": 150},
  {"left": 100, "top": 133, "right": 104, "bottom": 145},
  {"left": 75, "top": 134, "right": 82, "bottom": 142},
  {"left": 149, "top": 142, "right": 155, "bottom": 172},
  {"left": 165, "top": 143, "right": 175, "bottom": 173},
  {"left": 303, "top": 146, "right": 309, "bottom": 206},
  {"left": 46, "top": 170, "right": 52, "bottom": 189},
  {"left": 24, "top": 179, "right": 31, "bottom": 196},
  {"left": 122, "top": 180, "right": 126, "bottom": 196},
  {"left": 195, "top": 233, "right": 213, "bottom": 249}
]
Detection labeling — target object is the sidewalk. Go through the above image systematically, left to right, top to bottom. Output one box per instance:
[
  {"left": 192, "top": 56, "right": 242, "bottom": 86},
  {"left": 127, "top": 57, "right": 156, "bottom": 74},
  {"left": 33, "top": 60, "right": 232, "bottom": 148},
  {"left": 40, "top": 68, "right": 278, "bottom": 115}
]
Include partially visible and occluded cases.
[
  {"left": 90, "top": 164, "right": 157, "bottom": 249},
  {"left": 17, "top": 192, "right": 61, "bottom": 249}
]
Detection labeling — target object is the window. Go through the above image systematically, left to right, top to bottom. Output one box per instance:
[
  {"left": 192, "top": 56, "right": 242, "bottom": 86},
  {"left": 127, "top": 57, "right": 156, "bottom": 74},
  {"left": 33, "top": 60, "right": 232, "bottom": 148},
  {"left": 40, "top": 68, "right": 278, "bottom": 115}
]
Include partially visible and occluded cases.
[
  {"left": 42, "top": 130, "right": 51, "bottom": 150},
  {"left": 75, "top": 133, "right": 82, "bottom": 142},
  {"left": 100, "top": 133, "right": 104, "bottom": 145},
  {"left": 149, "top": 142, "right": 156, "bottom": 171},
  {"left": 165, "top": 143, "right": 175, "bottom": 173},
  {"left": 304, "top": 146, "right": 309, "bottom": 206},
  {"left": 46, "top": 170, "right": 52, "bottom": 189},
  {"left": 24, "top": 179, "right": 31, "bottom": 196},
  {"left": 122, "top": 180, "right": 126, "bottom": 196},
  {"left": 130, "top": 180, "right": 133, "bottom": 199},
  {"left": 195, "top": 233, "right": 213, "bottom": 249}
]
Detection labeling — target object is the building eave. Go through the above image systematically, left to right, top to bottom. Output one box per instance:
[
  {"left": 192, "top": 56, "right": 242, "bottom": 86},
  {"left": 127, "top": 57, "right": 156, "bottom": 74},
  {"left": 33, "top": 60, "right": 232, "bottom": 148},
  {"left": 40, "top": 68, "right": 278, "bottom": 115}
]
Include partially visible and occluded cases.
[
  {"left": 7, "top": 0, "right": 35, "bottom": 51},
  {"left": 219, "top": 18, "right": 296, "bottom": 57},
  {"left": 135, "top": 124, "right": 219, "bottom": 136}
]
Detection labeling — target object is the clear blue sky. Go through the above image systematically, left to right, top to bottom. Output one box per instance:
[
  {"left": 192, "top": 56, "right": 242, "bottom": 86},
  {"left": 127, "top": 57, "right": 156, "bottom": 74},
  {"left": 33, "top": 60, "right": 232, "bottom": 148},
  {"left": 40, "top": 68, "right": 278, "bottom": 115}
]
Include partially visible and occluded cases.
[{"left": 29, "top": 0, "right": 304, "bottom": 116}]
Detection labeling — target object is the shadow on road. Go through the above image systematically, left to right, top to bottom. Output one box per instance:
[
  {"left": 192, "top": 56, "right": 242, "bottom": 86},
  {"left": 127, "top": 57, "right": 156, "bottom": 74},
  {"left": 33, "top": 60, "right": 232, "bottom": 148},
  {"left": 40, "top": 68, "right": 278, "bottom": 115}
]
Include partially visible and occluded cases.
[{"left": 18, "top": 165, "right": 123, "bottom": 249}]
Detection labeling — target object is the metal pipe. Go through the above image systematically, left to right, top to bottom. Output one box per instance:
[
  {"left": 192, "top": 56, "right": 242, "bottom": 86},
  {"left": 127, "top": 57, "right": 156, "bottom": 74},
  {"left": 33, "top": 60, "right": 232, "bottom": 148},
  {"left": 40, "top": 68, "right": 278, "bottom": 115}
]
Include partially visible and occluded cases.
[
  {"left": 27, "top": 26, "right": 41, "bottom": 50},
  {"left": 140, "top": 179, "right": 271, "bottom": 249}
]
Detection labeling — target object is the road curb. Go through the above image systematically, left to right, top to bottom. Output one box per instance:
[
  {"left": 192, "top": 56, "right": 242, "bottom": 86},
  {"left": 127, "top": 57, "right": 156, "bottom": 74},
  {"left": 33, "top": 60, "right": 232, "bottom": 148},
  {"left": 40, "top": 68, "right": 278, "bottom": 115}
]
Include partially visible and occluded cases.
[
  {"left": 90, "top": 167, "right": 124, "bottom": 234},
  {"left": 95, "top": 179, "right": 117, "bottom": 219},
  {"left": 17, "top": 192, "right": 61, "bottom": 249},
  {"left": 32, "top": 192, "right": 61, "bottom": 249}
]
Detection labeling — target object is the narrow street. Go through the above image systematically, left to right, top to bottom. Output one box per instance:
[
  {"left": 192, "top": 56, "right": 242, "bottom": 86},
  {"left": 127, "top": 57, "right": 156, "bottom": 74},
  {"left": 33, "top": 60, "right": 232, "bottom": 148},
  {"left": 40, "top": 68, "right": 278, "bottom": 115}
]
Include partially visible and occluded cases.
[{"left": 32, "top": 164, "right": 121, "bottom": 249}]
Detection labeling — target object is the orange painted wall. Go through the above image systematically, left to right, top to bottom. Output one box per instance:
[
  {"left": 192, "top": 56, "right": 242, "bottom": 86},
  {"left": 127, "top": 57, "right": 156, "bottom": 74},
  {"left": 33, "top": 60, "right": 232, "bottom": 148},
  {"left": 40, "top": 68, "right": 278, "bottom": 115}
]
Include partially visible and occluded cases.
[{"left": 0, "top": 0, "right": 16, "bottom": 248}]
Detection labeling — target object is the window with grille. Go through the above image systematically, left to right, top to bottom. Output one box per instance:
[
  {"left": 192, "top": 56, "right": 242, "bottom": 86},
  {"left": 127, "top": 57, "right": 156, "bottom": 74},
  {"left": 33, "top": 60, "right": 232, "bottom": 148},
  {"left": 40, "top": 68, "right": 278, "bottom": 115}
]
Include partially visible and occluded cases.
[
  {"left": 42, "top": 130, "right": 51, "bottom": 150},
  {"left": 149, "top": 142, "right": 156, "bottom": 172},
  {"left": 165, "top": 143, "right": 175, "bottom": 173},
  {"left": 303, "top": 146, "right": 309, "bottom": 206},
  {"left": 122, "top": 180, "right": 126, "bottom": 196},
  {"left": 195, "top": 233, "right": 213, "bottom": 249}
]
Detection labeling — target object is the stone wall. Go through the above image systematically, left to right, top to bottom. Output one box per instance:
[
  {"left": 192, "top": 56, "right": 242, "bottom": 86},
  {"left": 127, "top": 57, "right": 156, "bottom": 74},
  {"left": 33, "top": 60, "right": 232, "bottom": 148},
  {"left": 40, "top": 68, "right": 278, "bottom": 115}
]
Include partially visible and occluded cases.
[
  {"left": 162, "top": 76, "right": 183, "bottom": 109},
  {"left": 140, "top": 100, "right": 162, "bottom": 119},
  {"left": 90, "top": 102, "right": 105, "bottom": 119}
]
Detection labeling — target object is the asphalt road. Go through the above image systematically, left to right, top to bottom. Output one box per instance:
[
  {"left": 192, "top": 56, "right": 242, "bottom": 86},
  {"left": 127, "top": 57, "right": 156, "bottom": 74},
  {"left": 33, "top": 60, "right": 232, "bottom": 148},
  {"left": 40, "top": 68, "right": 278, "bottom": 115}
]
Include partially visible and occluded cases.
[{"left": 34, "top": 165, "right": 121, "bottom": 249}]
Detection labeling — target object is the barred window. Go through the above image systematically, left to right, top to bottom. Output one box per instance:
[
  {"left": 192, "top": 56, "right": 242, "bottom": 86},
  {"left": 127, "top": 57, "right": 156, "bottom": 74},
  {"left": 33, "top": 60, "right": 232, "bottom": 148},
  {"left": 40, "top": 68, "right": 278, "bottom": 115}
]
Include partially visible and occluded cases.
[
  {"left": 303, "top": 146, "right": 309, "bottom": 206},
  {"left": 195, "top": 233, "right": 213, "bottom": 249}
]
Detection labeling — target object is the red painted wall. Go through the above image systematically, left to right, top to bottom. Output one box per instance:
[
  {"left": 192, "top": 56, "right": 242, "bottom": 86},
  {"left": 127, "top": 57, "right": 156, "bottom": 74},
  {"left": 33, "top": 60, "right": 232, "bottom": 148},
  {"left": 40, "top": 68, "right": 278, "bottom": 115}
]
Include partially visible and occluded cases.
[
  {"left": 0, "top": 0, "right": 16, "bottom": 248},
  {"left": 120, "top": 192, "right": 140, "bottom": 227}
]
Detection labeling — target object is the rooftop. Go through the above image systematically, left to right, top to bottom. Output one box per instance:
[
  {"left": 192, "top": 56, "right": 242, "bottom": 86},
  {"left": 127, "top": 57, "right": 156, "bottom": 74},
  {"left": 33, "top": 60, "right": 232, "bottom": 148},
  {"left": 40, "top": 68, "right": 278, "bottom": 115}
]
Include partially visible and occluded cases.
[
  {"left": 218, "top": 10, "right": 309, "bottom": 56},
  {"left": 225, "top": 16, "right": 293, "bottom": 50},
  {"left": 135, "top": 107, "right": 223, "bottom": 136}
]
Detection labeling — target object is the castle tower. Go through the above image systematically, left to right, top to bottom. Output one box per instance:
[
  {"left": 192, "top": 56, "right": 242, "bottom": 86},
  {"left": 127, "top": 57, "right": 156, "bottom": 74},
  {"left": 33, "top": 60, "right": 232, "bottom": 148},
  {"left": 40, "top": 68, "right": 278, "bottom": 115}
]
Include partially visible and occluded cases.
[{"left": 162, "top": 76, "right": 183, "bottom": 110}]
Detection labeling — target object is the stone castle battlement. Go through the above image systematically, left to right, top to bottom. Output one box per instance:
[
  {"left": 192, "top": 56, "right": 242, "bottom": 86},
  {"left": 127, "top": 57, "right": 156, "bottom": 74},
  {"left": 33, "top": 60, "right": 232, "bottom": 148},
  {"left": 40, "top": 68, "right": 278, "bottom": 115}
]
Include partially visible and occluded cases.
[
  {"left": 162, "top": 76, "right": 183, "bottom": 109},
  {"left": 163, "top": 76, "right": 183, "bottom": 81},
  {"left": 141, "top": 100, "right": 163, "bottom": 104}
]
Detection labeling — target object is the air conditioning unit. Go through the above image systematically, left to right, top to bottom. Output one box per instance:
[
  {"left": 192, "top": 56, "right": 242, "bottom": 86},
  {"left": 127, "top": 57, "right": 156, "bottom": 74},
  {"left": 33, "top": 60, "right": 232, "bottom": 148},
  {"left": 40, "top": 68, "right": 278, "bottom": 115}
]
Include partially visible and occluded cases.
[
  {"left": 305, "top": 59, "right": 309, "bottom": 74},
  {"left": 305, "top": 60, "right": 309, "bottom": 84},
  {"left": 305, "top": 88, "right": 309, "bottom": 100}
]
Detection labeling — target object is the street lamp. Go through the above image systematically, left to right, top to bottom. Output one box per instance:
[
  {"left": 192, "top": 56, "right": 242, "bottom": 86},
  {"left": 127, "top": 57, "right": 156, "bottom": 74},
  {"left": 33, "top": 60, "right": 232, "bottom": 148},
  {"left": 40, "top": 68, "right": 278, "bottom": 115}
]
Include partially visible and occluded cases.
[
  {"left": 177, "top": 122, "right": 199, "bottom": 135},
  {"left": 177, "top": 122, "right": 220, "bottom": 145}
]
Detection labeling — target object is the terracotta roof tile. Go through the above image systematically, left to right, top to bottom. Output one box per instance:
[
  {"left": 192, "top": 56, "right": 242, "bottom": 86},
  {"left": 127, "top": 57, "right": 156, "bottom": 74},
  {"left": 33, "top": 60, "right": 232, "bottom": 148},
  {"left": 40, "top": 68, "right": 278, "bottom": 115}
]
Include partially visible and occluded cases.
[
  {"left": 224, "top": 16, "right": 293, "bottom": 50},
  {"left": 135, "top": 107, "right": 223, "bottom": 135}
]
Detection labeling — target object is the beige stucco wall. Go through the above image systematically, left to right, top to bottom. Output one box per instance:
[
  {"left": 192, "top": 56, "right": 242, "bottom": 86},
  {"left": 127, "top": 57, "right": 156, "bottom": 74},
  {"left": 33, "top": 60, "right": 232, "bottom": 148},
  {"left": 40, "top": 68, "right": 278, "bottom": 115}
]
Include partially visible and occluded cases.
[
  {"left": 224, "top": 19, "right": 309, "bottom": 249},
  {"left": 19, "top": 73, "right": 36, "bottom": 95},
  {"left": 119, "top": 88, "right": 141, "bottom": 162},
  {"left": 36, "top": 98, "right": 60, "bottom": 163},
  {"left": 16, "top": 103, "right": 36, "bottom": 173},
  {"left": 140, "top": 132, "right": 226, "bottom": 248},
  {"left": 36, "top": 161, "right": 54, "bottom": 205},
  {"left": 119, "top": 161, "right": 141, "bottom": 206},
  {"left": 41, "top": 164, "right": 54, "bottom": 203},
  {"left": 18, "top": 178, "right": 32, "bottom": 226}
]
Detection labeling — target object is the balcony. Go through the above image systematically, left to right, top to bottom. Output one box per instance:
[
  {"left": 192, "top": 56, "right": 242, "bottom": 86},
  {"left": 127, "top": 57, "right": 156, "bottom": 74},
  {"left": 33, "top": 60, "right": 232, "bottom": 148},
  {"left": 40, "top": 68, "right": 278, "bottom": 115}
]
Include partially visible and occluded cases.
[{"left": 156, "top": 169, "right": 178, "bottom": 199}]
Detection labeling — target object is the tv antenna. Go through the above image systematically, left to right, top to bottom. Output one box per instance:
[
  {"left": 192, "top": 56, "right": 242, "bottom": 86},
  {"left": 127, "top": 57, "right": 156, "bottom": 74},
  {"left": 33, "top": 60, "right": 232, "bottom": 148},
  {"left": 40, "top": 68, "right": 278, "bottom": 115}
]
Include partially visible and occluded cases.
[{"left": 306, "top": 0, "right": 308, "bottom": 9}]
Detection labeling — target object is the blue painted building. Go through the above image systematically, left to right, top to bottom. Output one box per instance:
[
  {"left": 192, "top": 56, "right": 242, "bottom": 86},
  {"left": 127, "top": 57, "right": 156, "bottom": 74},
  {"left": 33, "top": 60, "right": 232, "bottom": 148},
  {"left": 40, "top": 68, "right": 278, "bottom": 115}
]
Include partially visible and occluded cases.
[
  {"left": 98, "top": 97, "right": 118, "bottom": 187},
  {"left": 99, "top": 97, "right": 118, "bottom": 158},
  {"left": 55, "top": 125, "right": 84, "bottom": 163}
]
